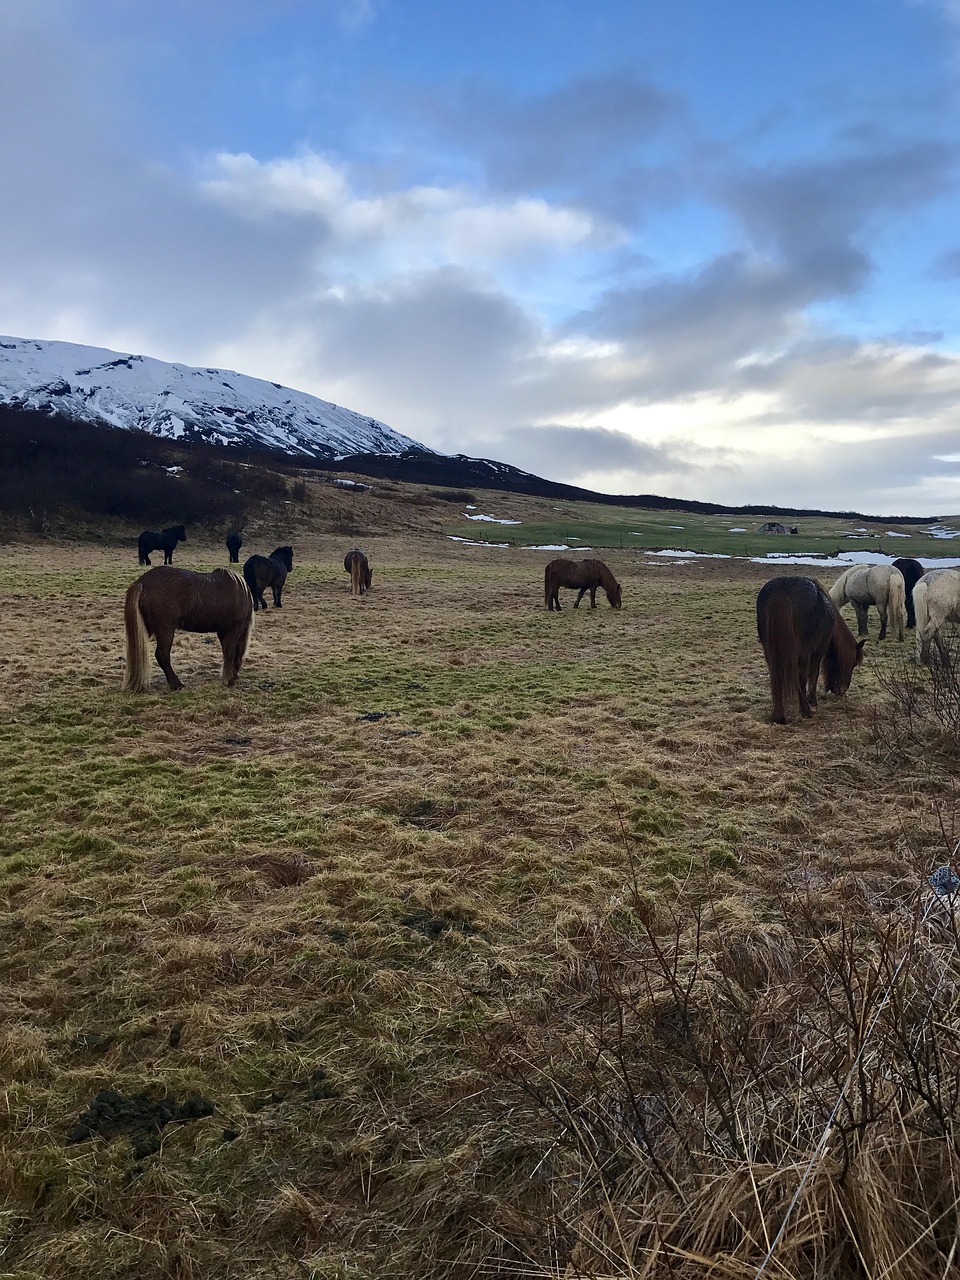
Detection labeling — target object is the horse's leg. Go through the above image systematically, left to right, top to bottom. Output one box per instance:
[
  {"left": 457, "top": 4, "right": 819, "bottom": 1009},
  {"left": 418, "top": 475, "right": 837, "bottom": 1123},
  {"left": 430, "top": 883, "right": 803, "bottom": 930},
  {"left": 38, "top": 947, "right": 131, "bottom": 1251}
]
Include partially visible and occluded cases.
[
  {"left": 273, "top": 585, "right": 282, "bottom": 608},
  {"left": 574, "top": 586, "right": 588, "bottom": 608},
  {"left": 589, "top": 587, "right": 598, "bottom": 609},
  {"left": 549, "top": 589, "right": 560, "bottom": 611},
  {"left": 877, "top": 600, "right": 888, "bottom": 640},
  {"left": 853, "top": 602, "right": 869, "bottom": 636},
  {"left": 219, "top": 625, "right": 246, "bottom": 686},
  {"left": 154, "top": 626, "right": 184, "bottom": 691},
  {"left": 936, "top": 630, "right": 951, "bottom": 668},
  {"left": 797, "top": 654, "right": 814, "bottom": 717}
]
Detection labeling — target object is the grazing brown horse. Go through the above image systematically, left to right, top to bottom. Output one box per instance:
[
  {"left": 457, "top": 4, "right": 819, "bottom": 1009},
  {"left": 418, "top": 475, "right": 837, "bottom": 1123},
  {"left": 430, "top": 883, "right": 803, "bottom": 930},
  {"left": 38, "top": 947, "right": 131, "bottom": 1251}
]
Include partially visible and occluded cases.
[
  {"left": 137, "top": 524, "right": 186, "bottom": 566},
  {"left": 225, "top": 531, "right": 243, "bottom": 564},
  {"left": 243, "top": 546, "right": 293, "bottom": 611},
  {"left": 343, "top": 549, "right": 372, "bottom": 596},
  {"left": 892, "top": 557, "right": 925, "bottom": 629},
  {"left": 545, "top": 558, "right": 622, "bottom": 611},
  {"left": 123, "top": 567, "right": 254, "bottom": 693},
  {"left": 757, "top": 575, "right": 864, "bottom": 724}
]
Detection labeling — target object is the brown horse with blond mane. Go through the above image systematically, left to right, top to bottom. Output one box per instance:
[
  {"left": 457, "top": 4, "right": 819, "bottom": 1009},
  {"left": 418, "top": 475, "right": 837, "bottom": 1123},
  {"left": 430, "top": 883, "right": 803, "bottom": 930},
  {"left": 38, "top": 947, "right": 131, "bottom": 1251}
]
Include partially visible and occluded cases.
[
  {"left": 545, "top": 558, "right": 622, "bottom": 611},
  {"left": 123, "top": 566, "right": 254, "bottom": 693},
  {"left": 757, "top": 575, "right": 864, "bottom": 723}
]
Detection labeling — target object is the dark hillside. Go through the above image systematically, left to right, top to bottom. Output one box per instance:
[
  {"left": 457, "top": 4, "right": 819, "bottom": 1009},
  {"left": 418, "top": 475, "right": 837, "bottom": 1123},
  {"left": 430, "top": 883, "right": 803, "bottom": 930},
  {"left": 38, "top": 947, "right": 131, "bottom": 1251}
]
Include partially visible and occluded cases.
[
  {"left": 0, "top": 405, "right": 294, "bottom": 536},
  {"left": 317, "top": 449, "right": 941, "bottom": 523}
]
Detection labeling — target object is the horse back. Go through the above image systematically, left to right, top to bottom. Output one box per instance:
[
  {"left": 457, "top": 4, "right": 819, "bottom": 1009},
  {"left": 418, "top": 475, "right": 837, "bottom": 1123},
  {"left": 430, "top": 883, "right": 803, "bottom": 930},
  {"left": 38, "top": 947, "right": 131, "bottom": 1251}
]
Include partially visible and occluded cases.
[{"left": 138, "top": 566, "right": 250, "bottom": 632}]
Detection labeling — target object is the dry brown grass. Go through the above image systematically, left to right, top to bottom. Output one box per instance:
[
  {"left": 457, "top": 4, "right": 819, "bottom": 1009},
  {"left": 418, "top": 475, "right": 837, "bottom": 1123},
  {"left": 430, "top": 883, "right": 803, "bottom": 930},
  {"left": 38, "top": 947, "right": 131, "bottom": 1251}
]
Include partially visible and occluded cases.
[{"left": 1, "top": 482, "right": 959, "bottom": 1278}]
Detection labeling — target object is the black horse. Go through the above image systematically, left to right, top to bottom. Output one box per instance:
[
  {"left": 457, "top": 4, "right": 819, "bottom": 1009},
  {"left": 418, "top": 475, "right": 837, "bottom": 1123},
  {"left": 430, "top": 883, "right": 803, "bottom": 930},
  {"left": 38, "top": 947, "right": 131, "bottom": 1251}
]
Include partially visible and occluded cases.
[
  {"left": 137, "top": 525, "right": 186, "bottom": 566},
  {"left": 225, "top": 532, "right": 243, "bottom": 564},
  {"left": 243, "top": 546, "right": 293, "bottom": 611},
  {"left": 892, "top": 557, "right": 925, "bottom": 630}
]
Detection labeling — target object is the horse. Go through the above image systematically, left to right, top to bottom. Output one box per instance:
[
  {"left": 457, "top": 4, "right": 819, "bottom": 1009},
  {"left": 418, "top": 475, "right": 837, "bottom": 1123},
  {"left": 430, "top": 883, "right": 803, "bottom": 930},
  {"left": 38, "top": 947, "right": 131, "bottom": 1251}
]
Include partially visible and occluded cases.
[
  {"left": 137, "top": 524, "right": 186, "bottom": 566},
  {"left": 225, "top": 532, "right": 243, "bottom": 564},
  {"left": 243, "top": 546, "right": 293, "bottom": 611},
  {"left": 343, "top": 549, "right": 372, "bottom": 596},
  {"left": 892, "top": 557, "right": 925, "bottom": 629},
  {"left": 545, "top": 558, "right": 622, "bottom": 611},
  {"left": 828, "top": 564, "right": 907, "bottom": 641},
  {"left": 122, "top": 567, "right": 254, "bottom": 693},
  {"left": 914, "top": 568, "right": 960, "bottom": 665},
  {"left": 757, "top": 576, "right": 865, "bottom": 724}
]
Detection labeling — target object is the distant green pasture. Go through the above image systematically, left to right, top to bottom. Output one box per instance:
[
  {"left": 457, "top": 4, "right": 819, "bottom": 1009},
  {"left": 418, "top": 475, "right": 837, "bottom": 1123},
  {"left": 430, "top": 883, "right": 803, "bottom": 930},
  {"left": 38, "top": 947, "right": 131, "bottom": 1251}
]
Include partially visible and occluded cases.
[{"left": 445, "top": 504, "right": 960, "bottom": 559}]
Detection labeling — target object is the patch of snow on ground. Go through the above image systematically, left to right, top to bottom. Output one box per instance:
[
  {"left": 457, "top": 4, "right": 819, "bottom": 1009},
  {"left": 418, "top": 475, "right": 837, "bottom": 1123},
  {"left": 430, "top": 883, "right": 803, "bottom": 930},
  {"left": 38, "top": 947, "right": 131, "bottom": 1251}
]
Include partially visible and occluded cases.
[
  {"left": 464, "top": 513, "right": 522, "bottom": 524},
  {"left": 728, "top": 527, "right": 748, "bottom": 532},
  {"left": 929, "top": 527, "right": 960, "bottom": 539},
  {"left": 886, "top": 531, "right": 910, "bottom": 537},
  {"left": 447, "top": 535, "right": 509, "bottom": 548},
  {"left": 522, "top": 544, "right": 593, "bottom": 552},
  {"left": 646, "top": 549, "right": 732, "bottom": 559},
  {"left": 753, "top": 550, "right": 960, "bottom": 568}
]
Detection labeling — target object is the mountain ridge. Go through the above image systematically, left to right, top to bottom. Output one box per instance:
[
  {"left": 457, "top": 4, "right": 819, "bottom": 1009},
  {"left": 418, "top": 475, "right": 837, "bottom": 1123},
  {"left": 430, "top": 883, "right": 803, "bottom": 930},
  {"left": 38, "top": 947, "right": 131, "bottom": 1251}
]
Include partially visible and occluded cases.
[
  {"left": 0, "top": 334, "right": 945, "bottom": 523},
  {"left": 0, "top": 335, "right": 426, "bottom": 460}
]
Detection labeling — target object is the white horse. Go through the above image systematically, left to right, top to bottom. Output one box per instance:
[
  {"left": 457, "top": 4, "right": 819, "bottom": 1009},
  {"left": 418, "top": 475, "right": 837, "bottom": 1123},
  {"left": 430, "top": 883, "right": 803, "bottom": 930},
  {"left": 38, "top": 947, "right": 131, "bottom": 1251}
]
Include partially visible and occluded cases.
[
  {"left": 829, "top": 564, "right": 907, "bottom": 642},
  {"left": 914, "top": 568, "right": 960, "bottom": 664}
]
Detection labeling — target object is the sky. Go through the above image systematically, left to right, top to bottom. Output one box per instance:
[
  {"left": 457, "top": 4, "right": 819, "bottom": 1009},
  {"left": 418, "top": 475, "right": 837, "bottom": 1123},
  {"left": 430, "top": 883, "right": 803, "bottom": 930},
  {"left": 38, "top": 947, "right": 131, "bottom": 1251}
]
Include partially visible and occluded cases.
[{"left": 2, "top": 0, "right": 960, "bottom": 515}]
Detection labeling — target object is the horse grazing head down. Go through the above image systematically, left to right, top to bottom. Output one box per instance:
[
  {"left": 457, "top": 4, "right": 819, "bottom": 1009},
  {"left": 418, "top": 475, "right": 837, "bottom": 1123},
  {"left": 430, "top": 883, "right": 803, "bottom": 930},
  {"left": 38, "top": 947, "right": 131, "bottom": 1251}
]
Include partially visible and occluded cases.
[{"left": 823, "top": 627, "right": 865, "bottom": 695}]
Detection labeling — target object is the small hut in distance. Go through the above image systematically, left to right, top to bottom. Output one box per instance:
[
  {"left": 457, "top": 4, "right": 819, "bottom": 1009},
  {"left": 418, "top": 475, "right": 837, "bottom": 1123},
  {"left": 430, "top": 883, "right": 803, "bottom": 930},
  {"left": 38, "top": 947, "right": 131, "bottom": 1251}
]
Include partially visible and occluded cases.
[{"left": 758, "top": 521, "right": 798, "bottom": 535}]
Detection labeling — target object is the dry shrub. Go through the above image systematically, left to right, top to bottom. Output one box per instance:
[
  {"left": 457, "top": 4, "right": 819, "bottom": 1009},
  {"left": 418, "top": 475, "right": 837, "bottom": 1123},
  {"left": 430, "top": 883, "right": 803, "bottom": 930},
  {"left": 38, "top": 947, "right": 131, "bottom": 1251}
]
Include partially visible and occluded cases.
[
  {"left": 873, "top": 634, "right": 960, "bottom": 764},
  {"left": 482, "top": 884, "right": 960, "bottom": 1278}
]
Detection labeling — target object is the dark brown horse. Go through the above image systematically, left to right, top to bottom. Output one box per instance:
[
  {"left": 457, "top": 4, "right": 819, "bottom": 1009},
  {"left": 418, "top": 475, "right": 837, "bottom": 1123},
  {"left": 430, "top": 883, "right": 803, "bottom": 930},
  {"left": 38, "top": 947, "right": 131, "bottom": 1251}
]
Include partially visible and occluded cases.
[
  {"left": 137, "top": 524, "right": 186, "bottom": 566},
  {"left": 225, "top": 531, "right": 243, "bottom": 564},
  {"left": 243, "top": 546, "right": 293, "bottom": 611},
  {"left": 343, "top": 549, "right": 372, "bottom": 596},
  {"left": 892, "top": 557, "right": 925, "bottom": 629},
  {"left": 545, "top": 558, "right": 622, "bottom": 611},
  {"left": 123, "top": 567, "right": 254, "bottom": 693},
  {"left": 756, "top": 576, "right": 864, "bottom": 724}
]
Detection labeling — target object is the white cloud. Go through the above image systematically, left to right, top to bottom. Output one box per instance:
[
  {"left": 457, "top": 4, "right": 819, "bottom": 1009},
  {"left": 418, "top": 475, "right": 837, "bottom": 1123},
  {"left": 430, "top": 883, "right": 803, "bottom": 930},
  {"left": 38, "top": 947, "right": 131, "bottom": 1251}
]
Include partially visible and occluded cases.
[{"left": 200, "top": 151, "right": 615, "bottom": 277}]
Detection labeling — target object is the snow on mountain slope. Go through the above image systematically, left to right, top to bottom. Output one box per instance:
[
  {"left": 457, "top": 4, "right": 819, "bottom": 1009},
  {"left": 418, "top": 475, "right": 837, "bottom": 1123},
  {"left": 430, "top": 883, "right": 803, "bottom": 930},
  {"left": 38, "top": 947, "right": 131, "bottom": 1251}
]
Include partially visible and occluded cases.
[{"left": 0, "top": 336, "right": 432, "bottom": 459}]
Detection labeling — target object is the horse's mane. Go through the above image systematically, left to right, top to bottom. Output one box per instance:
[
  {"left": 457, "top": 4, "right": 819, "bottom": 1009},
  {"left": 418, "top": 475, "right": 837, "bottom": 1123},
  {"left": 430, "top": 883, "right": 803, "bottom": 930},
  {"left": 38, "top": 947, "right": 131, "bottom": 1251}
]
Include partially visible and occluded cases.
[{"left": 823, "top": 603, "right": 862, "bottom": 693}]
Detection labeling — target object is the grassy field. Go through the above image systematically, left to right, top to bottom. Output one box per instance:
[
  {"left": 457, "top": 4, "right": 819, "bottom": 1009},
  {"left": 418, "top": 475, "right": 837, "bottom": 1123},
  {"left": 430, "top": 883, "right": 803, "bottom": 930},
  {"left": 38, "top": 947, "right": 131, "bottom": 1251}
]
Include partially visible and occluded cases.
[
  {"left": 3, "top": 483, "right": 960, "bottom": 1279},
  {"left": 442, "top": 499, "right": 960, "bottom": 559}
]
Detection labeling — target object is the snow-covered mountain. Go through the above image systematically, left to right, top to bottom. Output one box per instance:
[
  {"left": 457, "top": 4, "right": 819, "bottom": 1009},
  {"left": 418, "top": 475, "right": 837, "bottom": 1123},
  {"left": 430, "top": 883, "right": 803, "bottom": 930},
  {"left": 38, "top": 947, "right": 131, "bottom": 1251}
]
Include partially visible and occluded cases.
[{"left": 0, "top": 335, "right": 431, "bottom": 459}]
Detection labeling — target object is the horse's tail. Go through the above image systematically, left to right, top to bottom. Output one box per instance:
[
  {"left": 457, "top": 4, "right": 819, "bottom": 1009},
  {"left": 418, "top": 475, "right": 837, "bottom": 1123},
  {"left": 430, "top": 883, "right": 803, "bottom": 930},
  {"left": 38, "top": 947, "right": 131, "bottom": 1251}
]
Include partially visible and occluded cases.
[
  {"left": 351, "top": 555, "right": 361, "bottom": 596},
  {"left": 243, "top": 559, "right": 258, "bottom": 597},
  {"left": 888, "top": 568, "right": 907, "bottom": 642},
  {"left": 237, "top": 575, "right": 256, "bottom": 659},
  {"left": 914, "top": 578, "right": 932, "bottom": 663},
  {"left": 122, "top": 580, "right": 151, "bottom": 693},
  {"left": 760, "top": 594, "right": 800, "bottom": 722}
]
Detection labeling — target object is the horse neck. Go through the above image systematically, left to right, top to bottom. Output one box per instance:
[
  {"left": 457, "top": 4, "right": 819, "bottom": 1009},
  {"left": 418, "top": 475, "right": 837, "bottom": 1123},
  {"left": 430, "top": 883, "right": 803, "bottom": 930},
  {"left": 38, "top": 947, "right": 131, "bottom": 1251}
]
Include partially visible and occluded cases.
[{"left": 826, "top": 611, "right": 858, "bottom": 684}]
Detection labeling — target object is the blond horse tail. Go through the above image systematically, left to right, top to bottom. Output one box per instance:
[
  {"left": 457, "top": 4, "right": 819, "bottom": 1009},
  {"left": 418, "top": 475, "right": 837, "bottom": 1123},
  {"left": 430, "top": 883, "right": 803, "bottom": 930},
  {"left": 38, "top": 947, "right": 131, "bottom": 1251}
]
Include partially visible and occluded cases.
[
  {"left": 351, "top": 556, "right": 361, "bottom": 596},
  {"left": 888, "top": 568, "right": 907, "bottom": 642},
  {"left": 238, "top": 575, "right": 256, "bottom": 660},
  {"left": 914, "top": 578, "right": 931, "bottom": 663},
  {"left": 122, "top": 580, "right": 151, "bottom": 693}
]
